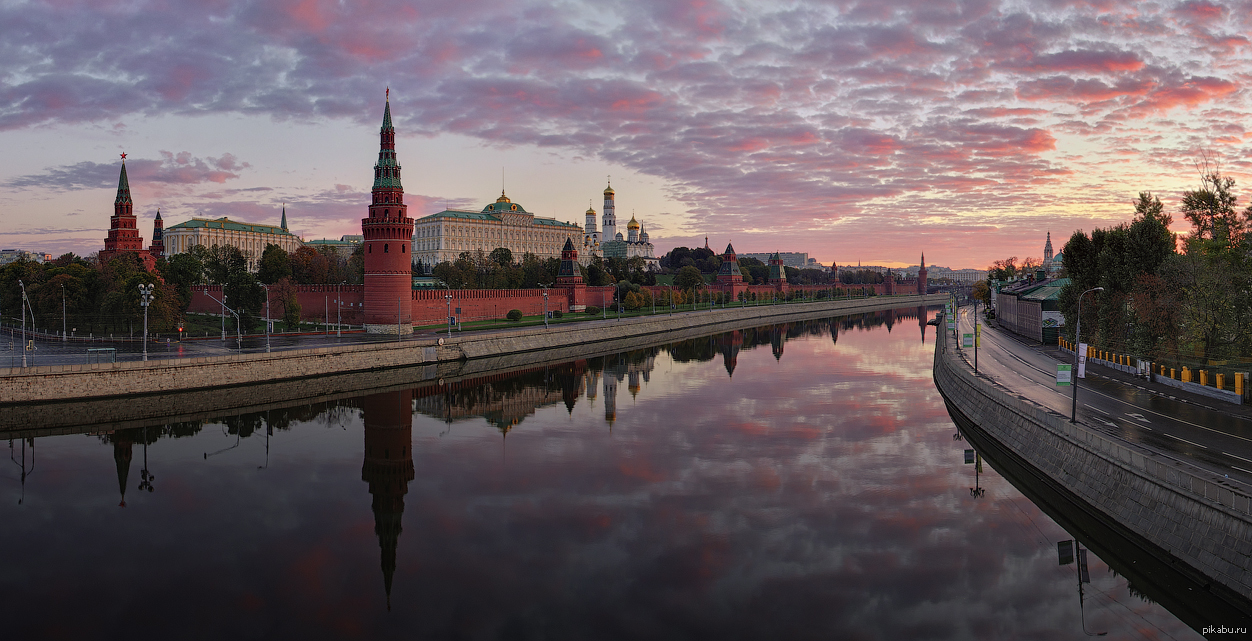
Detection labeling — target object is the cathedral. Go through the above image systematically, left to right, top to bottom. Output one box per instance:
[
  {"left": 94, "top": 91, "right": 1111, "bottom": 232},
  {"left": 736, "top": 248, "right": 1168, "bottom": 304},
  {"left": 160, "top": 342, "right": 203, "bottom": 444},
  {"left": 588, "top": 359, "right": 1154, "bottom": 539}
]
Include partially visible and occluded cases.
[{"left": 582, "top": 182, "right": 658, "bottom": 270}]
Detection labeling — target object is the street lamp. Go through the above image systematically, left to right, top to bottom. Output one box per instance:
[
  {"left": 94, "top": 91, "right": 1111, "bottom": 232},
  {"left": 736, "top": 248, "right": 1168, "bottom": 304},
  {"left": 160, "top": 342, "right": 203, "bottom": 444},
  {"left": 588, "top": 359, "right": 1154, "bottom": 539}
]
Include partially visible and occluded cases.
[
  {"left": 19, "top": 279, "right": 28, "bottom": 368},
  {"left": 138, "top": 283, "right": 155, "bottom": 362},
  {"left": 541, "top": 283, "right": 550, "bottom": 329},
  {"left": 61, "top": 284, "right": 66, "bottom": 342},
  {"left": 263, "top": 284, "right": 271, "bottom": 353},
  {"left": 445, "top": 287, "right": 454, "bottom": 339},
  {"left": 1071, "top": 287, "right": 1104, "bottom": 423}
]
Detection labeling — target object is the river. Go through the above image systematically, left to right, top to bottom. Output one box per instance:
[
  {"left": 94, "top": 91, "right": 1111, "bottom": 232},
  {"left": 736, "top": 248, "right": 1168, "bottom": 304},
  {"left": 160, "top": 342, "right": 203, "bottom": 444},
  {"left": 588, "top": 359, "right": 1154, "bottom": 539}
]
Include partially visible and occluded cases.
[{"left": 0, "top": 307, "right": 1203, "bottom": 639}]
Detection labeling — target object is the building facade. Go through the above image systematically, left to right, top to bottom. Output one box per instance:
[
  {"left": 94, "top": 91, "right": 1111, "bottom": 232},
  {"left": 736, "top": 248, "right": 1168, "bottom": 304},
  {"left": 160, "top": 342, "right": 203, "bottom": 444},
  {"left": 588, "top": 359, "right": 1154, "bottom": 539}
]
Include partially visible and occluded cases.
[
  {"left": 362, "top": 93, "right": 416, "bottom": 334},
  {"left": 411, "top": 191, "right": 582, "bottom": 268},
  {"left": 163, "top": 208, "right": 301, "bottom": 272},
  {"left": 307, "top": 234, "right": 364, "bottom": 258},
  {"left": 741, "top": 252, "right": 810, "bottom": 268}
]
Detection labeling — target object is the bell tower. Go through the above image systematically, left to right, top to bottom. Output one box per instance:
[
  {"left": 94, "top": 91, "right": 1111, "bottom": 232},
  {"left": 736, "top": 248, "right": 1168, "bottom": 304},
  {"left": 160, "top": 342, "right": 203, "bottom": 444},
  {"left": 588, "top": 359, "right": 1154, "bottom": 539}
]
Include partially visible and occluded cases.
[{"left": 362, "top": 90, "right": 415, "bottom": 334}]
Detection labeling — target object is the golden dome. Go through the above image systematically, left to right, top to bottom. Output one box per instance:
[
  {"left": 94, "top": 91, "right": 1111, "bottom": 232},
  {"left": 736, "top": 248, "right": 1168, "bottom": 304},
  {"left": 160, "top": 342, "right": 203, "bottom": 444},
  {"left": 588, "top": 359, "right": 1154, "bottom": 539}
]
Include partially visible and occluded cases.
[
  {"left": 603, "top": 183, "right": 614, "bottom": 195},
  {"left": 496, "top": 189, "right": 511, "bottom": 204},
  {"left": 586, "top": 206, "right": 596, "bottom": 215},
  {"left": 627, "top": 215, "right": 640, "bottom": 230}
]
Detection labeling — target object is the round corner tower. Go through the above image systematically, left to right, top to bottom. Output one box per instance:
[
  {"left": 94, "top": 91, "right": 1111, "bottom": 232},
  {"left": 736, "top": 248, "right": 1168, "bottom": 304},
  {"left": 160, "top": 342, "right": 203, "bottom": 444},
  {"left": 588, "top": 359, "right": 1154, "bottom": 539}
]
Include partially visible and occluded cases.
[{"left": 362, "top": 92, "right": 415, "bottom": 334}]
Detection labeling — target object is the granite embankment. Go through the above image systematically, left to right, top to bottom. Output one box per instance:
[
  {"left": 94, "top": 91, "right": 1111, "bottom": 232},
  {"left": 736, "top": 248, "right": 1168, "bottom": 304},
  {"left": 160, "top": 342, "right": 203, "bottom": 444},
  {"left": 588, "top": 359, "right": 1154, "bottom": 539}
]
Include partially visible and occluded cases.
[
  {"left": 1, "top": 294, "right": 941, "bottom": 411},
  {"left": 933, "top": 320, "right": 1252, "bottom": 617}
]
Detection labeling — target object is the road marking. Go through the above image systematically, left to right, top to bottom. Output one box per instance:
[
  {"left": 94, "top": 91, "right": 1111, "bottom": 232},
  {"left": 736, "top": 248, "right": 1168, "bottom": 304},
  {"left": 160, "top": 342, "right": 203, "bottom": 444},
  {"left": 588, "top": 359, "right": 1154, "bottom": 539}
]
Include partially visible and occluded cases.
[
  {"left": 1124, "top": 412, "right": 1150, "bottom": 424},
  {"left": 1163, "top": 433, "right": 1207, "bottom": 448},
  {"left": 1226, "top": 453, "right": 1252, "bottom": 464},
  {"left": 1234, "top": 466, "right": 1252, "bottom": 475}
]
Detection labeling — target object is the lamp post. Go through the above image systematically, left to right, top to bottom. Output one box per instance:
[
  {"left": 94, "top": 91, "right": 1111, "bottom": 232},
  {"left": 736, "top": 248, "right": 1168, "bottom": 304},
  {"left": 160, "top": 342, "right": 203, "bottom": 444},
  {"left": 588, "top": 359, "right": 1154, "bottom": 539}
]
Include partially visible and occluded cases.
[
  {"left": 19, "top": 280, "right": 28, "bottom": 368},
  {"left": 337, "top": 282, "right": 344, "bottom": 338},
  {"left": 139, "top": 283, "right": 154, "bottom": 362},
  {"left": 541, "top": 283, "right": 550, "bottom": 329},
  {"left": 61, "top": 284, "right": 66, "bottom": 342},
  {"left": 263, "top": 285, "right": 271, "bottom": 353},
  {"left": 1071, "top": 287, "right": 1104, "bottom": 423},
  {"left": 445, "top": 288, "right": 453, "bottom": 338},
  {"left": 221, "top": 293, "right": 227, "bottom": 341},
  {"left": 973, "top": 300, "right": 979, "bottom": 374}
]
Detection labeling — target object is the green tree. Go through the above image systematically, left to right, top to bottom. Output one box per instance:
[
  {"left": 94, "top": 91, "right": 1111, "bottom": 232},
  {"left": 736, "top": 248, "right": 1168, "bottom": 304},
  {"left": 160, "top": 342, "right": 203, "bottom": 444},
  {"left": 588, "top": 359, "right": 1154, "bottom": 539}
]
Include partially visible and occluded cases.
[
  {"left": 257, "top": 244, "right": 292, "bottom": 284},
  {"left": 489, "top": 247, "right": 514, "bottom": 268},
  {"left": 674, "top": 265, "right": 704, "bottom": 292}
]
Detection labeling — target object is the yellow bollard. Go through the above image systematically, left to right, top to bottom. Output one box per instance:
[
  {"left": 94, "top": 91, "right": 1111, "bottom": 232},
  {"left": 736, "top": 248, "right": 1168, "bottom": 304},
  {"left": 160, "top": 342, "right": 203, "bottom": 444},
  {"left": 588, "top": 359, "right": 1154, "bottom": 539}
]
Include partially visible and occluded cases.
[
  {"left": 1171, "top": 367, "right": 1176, "bottom": 379},
  {"left": 1182, "top": 367, "right": 1191, "bottom": 383},
  {"left": 1200, "top": 370, "right": 1208, "bottom": 386},
  {"left": 1217, "top": 373, "right": 1225, "bottom": 390},
  {"left": 1238, "top": 373, "right": 1245, "bottom": 397}
]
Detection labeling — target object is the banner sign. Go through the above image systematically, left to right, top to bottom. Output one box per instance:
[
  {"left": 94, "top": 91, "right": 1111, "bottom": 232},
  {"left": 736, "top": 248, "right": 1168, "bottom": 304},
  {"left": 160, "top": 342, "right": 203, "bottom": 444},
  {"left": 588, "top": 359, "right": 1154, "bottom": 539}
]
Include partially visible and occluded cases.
[
  {"left": 962, "top": 333, "right": 974, "bottom": 347},
  {"left": 1077, "top": 343, "right": 1088, "bottom": 378},
  {"left": 1056, "top": 364, "right": 1072, "bottom": 386}
]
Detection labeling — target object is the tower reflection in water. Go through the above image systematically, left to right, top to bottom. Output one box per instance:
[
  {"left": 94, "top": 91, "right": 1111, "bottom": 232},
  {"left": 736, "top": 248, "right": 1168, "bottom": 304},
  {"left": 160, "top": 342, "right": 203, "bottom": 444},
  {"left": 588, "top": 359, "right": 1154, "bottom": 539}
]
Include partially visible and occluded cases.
[{"left": 360, "top": 390, "right": 415, "bottom": 610}]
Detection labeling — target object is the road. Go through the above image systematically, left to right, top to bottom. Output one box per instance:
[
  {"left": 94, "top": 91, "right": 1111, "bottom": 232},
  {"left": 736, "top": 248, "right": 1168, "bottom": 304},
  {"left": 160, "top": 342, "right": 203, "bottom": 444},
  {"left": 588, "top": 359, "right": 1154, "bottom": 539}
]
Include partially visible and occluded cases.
[{"left": 953, "top": 304, "right": 1252, "bottom": 486}]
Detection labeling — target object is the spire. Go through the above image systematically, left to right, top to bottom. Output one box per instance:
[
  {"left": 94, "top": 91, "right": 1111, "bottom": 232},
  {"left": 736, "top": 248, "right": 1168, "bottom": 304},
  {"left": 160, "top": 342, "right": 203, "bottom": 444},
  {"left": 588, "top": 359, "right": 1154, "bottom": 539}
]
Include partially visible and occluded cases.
[
  {"left": 382, "top": 90, "right": 393, "bottom": 131},
  {"left": 115, "top": 155, "right": 132, "bottom": 205},
  {"left": 281, "top": 203, "right": 288, "bottom": 231},
  {"left": 154, "top": 208, "right": 161, "bottom": 220},
  {"left": 920, "top": 252, "right": 925, "bottom": 269}
]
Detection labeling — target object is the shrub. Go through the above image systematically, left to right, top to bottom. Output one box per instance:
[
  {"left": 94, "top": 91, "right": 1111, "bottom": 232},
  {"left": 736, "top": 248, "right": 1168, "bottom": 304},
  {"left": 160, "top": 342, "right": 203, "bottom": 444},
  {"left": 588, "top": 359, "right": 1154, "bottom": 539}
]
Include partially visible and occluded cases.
[
  {"left": 585, "top": 306, "right": 601, "bottom": 315},
  {"left": 506, "top": 309, "right": 523, "bottom": 321},
  {"left": 552, "top": 310, "right": 563, "bottom": 318}
]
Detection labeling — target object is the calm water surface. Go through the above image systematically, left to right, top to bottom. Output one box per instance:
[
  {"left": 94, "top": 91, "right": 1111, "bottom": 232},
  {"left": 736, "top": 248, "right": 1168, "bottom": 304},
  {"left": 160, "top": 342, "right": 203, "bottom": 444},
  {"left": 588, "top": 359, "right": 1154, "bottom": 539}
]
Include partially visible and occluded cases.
[{"left": 2, "top": 309, "right": 1201, "bottom": 639}]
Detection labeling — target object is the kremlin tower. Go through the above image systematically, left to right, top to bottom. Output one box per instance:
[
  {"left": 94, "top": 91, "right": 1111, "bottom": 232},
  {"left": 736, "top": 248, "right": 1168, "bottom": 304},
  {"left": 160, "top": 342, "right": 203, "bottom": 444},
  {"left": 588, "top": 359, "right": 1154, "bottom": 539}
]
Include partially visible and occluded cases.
[
  {"left": 362, "top": 91, "right": 416, "bottom": 334},
  {"left": 100, "top": 154, "right": 147, "bottom": 266},
  {"left": 602, "top": 182, "right": 617, "bottom": 241},
  {"left": 148, "top": 209, "right": 165, "bottom": 259},
  {"left": 917, "top": 253, "right": 928, "bottom": 295}
]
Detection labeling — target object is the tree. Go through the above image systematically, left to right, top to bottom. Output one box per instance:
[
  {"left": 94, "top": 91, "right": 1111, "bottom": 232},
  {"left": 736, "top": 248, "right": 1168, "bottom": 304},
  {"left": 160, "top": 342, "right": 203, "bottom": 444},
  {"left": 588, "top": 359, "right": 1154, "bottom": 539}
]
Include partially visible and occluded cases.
[
  {"left": 257, "top": 244, "right": 292, "bottom": 284},
  {"left": 205, "top": 245, "right": 247, "bottom": 285},
  {"left": 291, "top": 246, "right": 329, "bottom": 284},
  {"left": 489, "top": 247, "right": 514, "bottom": 268},
  {"left": 674, "top": 265, "right": 704, "bottom": 292},
  {"left": 275, "top": 277, "right": 302, "bottom": 329}
]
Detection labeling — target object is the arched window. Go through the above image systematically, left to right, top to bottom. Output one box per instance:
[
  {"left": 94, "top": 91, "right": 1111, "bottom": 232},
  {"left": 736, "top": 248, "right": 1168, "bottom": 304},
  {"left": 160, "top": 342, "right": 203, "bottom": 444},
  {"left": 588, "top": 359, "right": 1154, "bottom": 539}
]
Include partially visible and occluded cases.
[
  {"left": 385, "top": 243, "right": 389, "bottom": 253},
  {"left": 401, "top": 244, "right": 406, "bottom": 253}
]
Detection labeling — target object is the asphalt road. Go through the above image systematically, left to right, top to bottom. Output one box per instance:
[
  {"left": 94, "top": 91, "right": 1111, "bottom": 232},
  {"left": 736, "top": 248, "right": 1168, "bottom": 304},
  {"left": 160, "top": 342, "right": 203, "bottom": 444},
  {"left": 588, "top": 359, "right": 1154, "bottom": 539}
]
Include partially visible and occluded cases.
[{"left": 953, "top": 305, "right": 1252, "bottom": 487}]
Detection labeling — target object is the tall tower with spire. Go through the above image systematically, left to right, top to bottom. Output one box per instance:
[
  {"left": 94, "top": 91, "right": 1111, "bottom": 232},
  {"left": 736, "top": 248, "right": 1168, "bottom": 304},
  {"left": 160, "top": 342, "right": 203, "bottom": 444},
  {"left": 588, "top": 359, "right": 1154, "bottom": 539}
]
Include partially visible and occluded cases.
[
  {"left": 362, "top": 91, "right": 415, "bottom": 334},
  {"left": 100, "top": 154, "right": 146, "bottom": 265},
  {"left": 602, "top": 182, "right": 617, "bottom": 242},
  {"left": 148, "top": 209, "right": 165, "bottom": 259},
  {"left": 1043, "top": 231, "right": 1054, "bottom": 273},
  {"left": 917, "top": 252, "right": 928, "bottom": 295},
  {"left": 361, "top": 390, "right": 415, "bottom": 610}
]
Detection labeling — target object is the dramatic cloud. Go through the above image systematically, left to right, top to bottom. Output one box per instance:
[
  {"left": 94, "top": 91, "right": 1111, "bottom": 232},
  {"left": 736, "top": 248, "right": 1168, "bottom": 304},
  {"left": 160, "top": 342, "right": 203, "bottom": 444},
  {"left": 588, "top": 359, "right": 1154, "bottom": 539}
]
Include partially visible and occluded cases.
[
  {"left": 2, "top": 0, "right": 1251, "bottom": 267},
  {"left": 7, "top": 152, "right": 249, "bottom": 190}
]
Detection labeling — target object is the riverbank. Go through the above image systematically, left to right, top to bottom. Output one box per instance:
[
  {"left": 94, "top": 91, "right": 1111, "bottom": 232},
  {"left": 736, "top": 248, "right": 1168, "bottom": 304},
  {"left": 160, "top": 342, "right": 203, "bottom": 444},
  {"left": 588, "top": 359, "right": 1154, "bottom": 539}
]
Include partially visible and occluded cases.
[
  {"left": 1, "top": 294, "right": 942, "bottom": 407},
  {"left": 932, "top": 310, "right": 1252, "bottom": 621}
]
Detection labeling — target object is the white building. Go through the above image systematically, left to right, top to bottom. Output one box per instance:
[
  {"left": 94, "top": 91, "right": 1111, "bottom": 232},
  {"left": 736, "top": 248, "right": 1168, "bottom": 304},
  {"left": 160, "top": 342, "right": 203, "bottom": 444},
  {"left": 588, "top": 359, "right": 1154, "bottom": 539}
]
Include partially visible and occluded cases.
[
  {"left": 411, "top": 191, "right": 582, "bottom": 268},
  {"left": 163, "top": 208, "right": 302, "bottom": 272}
]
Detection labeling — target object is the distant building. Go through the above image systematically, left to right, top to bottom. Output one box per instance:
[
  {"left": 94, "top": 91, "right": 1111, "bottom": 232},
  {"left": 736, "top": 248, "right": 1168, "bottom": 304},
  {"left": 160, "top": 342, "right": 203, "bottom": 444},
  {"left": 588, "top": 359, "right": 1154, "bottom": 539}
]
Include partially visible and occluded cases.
[
  {"left": 99, "top": 155, "right": 153, "bottom": 269},
  {"left": 411, "top": 191, "right": 582, "bottom": 268},
  {"left": 163, "top": 206, "right": 302, "bottom": 272},
  {"left": 148, "top": 210, "right": 165, "bottom": 259},
  {"left": 307, "top": 235, "right": 363, "bottom": 259},
  {"left": 0, "top": 249, "right": 51, "bottom": 265},
  {"left": 740, "top": 252, "right": 810, "bottom": 268},
  {"left": 996, "top": 277, "right": 1069, "bottom": 344}
]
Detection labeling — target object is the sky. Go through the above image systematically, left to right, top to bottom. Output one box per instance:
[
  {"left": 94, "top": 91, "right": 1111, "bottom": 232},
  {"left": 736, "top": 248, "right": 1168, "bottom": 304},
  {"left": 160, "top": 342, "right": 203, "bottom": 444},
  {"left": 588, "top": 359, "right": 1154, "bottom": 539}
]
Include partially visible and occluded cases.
[{"left": 2, "top": 0, "right": 1251, "bottom": 270}]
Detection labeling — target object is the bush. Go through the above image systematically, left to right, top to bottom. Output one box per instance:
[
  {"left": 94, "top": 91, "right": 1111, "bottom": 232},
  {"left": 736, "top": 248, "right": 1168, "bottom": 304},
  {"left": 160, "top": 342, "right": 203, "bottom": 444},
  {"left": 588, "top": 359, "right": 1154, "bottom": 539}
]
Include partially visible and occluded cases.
[
  {"left": 585, "top": 306, "right": 601, "bottom": 315},
  {"left": 506, "top": 309, "right": 523, "bottom": 321},
  {"left": 552, "top": 310, "right": 563, "bottom": 318}
]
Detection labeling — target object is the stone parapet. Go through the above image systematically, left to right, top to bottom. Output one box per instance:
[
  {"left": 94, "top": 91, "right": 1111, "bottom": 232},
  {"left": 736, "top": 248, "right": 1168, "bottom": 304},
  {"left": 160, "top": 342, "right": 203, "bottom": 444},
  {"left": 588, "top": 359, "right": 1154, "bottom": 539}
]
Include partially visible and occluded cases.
[
  {"left": 1, "top": 294, "right": 940, "bottom": 405},
  {"left": 934, "top": 323, "right": 1252, "bottom": 610}
]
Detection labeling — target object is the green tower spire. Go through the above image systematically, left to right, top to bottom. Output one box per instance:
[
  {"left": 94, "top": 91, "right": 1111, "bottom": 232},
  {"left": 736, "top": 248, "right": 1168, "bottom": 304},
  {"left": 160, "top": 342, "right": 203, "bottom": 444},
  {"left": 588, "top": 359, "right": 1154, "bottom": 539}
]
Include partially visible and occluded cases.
[
  {"left": 115, "top": 157, "right": 132, "bottom": 205},
  {"left": 281, "top": 203, "right": 288, "bottom": 231}
]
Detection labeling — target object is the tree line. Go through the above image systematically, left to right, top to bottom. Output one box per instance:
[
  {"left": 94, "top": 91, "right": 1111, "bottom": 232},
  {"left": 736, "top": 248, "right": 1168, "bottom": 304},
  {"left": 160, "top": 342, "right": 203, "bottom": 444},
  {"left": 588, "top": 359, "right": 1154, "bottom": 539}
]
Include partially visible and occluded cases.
[{"left": 0, "top": 242, "right": 364, "bottom": 337}]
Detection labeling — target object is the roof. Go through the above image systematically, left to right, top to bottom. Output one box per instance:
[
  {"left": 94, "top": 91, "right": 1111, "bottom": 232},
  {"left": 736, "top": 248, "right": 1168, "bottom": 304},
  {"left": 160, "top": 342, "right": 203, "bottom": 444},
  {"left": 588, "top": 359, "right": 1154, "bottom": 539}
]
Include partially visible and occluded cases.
[
  {"left": 417, "top": 209, "right": 580, "bottom": 228},
  {"left": 165, "top": 217, "right": 294, "bottom": 236},
  {"left": 1020, "top": 278, "right": 1070, "bottom": 302}
]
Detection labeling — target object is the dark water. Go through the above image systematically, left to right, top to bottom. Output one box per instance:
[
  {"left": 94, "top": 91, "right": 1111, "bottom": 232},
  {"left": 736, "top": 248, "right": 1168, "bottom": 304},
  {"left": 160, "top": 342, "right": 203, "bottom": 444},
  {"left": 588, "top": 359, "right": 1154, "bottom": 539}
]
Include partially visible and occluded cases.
[{"left": 2, "top": 309, "right": 1201, "bottom": 640}]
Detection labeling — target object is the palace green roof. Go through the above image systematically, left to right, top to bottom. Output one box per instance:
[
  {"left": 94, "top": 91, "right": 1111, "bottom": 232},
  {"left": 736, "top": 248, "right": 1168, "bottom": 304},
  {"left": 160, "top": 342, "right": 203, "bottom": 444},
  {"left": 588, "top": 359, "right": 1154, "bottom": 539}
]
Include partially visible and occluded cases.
[
  {"left": 418, "top": 209, "right": 580, "bottom": 228},
  {"left": 165, "top": 217, "right": 295, "bottom": 236}
]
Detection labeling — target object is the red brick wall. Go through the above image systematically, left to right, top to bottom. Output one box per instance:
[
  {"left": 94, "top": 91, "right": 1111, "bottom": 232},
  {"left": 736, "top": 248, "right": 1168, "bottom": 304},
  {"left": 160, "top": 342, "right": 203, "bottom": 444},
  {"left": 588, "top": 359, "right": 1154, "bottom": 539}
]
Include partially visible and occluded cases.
[
  {"left": 190, "top": 285, "right": 364, "bottom": 325},
  {"left": 412, "top": 288, "right": 571, "bottom": 324}
]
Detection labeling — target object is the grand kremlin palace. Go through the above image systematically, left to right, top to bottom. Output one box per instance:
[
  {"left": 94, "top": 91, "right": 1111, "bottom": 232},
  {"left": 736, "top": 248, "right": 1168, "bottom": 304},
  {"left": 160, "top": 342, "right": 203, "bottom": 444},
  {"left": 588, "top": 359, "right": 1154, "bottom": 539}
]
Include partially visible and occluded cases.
[
  {"left": 412, "top": 191, "right": 582, "bottom": 268},
  {"left": 163, "top": 210, "right": 302, "bottom": 272}
]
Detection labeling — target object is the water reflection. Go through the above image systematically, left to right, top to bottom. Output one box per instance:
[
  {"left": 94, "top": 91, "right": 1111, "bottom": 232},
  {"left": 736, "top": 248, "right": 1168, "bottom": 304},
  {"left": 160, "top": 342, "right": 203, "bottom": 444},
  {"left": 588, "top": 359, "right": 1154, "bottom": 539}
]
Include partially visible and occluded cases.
[{"left": 0, "top": 306, "right": 1208, "bottom": 639}]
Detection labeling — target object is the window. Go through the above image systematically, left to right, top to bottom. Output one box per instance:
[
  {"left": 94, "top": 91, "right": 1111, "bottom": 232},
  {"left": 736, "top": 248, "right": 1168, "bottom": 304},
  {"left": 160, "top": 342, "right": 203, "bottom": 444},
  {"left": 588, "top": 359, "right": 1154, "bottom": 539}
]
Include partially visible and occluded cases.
[{"left": 385, "top": 244, "right": 389, "bottom": 253}]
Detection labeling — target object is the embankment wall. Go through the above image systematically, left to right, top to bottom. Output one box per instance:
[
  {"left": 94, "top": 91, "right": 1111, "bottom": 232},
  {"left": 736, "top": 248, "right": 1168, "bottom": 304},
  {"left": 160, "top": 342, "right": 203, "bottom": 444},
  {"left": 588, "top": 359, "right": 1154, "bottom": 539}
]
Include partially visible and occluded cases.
[
  {"left": 2, "top": 294, "right": 942, "bottom": 405},
  {"left": 933, "top": 322, "right": 1252, "bottom": 610}
]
